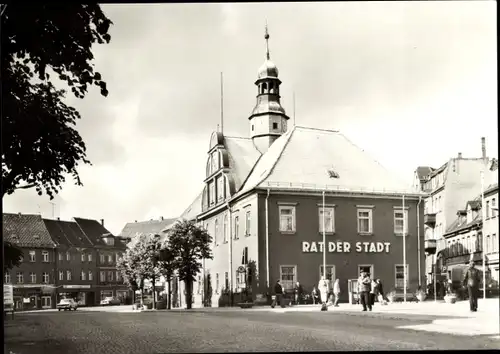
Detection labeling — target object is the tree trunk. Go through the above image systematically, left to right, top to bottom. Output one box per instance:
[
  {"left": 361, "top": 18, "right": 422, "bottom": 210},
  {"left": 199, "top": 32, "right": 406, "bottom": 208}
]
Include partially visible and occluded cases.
[
  {"left": 167, "top": 275, "right": 171, "bottom": 310},
  {"left": 152, "top": 277, "right": 156, "bottom": 310},
  {"left": 185, "top": 280, "right": 192, "bottom": 310},
  {"left": 140, "top": 286, "right": 144, "bottom": 308}
]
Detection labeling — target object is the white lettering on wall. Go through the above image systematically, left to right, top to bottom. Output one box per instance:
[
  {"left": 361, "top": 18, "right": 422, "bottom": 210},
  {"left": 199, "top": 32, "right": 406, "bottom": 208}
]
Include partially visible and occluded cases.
[{"left": 302, "top": 241, "right": 392, "bottom": 253}]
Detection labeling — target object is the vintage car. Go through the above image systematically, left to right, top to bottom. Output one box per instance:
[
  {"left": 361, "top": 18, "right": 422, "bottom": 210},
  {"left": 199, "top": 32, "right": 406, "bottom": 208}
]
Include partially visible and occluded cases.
[
  {"left": 100, "top": 297, "right": 121, "bottom": 306},
  {"left": 57, "top": 298, "right": 78, "bottom": 311}
]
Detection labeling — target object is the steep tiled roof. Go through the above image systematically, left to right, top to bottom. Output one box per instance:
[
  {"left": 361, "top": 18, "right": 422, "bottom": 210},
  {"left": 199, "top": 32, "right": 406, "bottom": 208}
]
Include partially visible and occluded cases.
[
  {"left": 240, "top": 126, "right": 420, "bottom": 196},
  {"left": 224, "top": 136, "right": 261, "bottom": 191},
  {"left": 444, "top": 212, "right": 481, "bottom": 236},
  {"left": 2, "top": 213, "right": 56, "bottom": 248},
  {"left": 73, "top": 217, "right": 124, "bottom": 248},
  {"left": 119, "top": 218, "right": 177, "bottom": 239},
  {"left": 43, "top": 219, "right": 94, "bottom": 248}
]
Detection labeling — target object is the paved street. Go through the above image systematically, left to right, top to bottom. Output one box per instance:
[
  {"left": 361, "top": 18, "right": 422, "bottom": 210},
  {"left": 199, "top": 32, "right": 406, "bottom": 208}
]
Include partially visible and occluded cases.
[{"left": 4, "top": 307, "right": 499, "bottom": 353}]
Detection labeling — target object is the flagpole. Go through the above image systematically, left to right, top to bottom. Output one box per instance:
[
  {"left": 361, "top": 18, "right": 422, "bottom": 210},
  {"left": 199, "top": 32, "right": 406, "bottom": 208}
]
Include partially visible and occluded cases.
[
  {"left": 480, "top": 170, "right": 486, "bottom": 300},
  {"left": 322, "top": 191, "right": 326, "bottom": 284},
  {"left": 403, "top": 194, "right": 407, "bottom": 304}
]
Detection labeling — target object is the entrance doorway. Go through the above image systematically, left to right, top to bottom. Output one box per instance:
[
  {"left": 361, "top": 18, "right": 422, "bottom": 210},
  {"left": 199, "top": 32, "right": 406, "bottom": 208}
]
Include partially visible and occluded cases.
[
  {"left": 358, "top": 265, "right": 374, "bottom": 278},
  {"left": 41, "top": 296, "right": 52, "bottom": 308}
]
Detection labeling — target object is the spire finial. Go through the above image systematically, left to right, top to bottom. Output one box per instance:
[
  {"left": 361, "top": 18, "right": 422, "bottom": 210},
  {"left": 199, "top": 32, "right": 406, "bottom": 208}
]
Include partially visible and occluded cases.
[{"left": 265, "top": 20, "right": 270, "bottom": 60}]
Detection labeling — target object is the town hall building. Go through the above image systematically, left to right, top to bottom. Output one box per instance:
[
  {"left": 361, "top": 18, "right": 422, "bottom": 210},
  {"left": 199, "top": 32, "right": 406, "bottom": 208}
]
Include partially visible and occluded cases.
[{"left": 165, "top": 27, "right": 426, "bottom": 307}]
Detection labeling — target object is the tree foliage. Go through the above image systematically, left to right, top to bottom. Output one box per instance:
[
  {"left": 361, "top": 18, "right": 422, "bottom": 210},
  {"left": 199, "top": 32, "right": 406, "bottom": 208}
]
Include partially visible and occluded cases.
[
  {"left": 1, "top": 4, "right": 112, "bottom": 199},
  {"left": 166, "top": 220, "right": 213, "bottom": 309},
  {"left": 3, "top": 241, "right": 23, "bottom": 271}
]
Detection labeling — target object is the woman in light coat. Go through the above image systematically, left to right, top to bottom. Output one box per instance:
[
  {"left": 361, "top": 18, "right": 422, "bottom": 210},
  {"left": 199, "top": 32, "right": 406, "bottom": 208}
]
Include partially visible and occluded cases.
[
  {"left": 317, "top": 276, "right": 330, "bottom": 305},
  {"left": 333, "top": 279, "right": 341, "bottom": 307}
]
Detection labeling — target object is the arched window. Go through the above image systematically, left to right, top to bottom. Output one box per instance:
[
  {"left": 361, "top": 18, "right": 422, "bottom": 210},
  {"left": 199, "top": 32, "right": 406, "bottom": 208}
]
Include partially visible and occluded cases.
[
  {"left": 262, "top": 82, "right": 268, "bottom": 93},
  {"left": 214, "top": 219, "right": 219, "bottom": 246}
]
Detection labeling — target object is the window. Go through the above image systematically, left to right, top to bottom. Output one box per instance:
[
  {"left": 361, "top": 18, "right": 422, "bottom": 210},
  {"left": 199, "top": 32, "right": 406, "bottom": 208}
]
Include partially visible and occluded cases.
[
  {"left": 272, "top": 122, "right": 278, "bottom": 130},
  {"left": 211, "top": 152, "right": 218, "bottom": 173},
  {"left": 217, "top": 176, "right": 224, "bottom": 202},
  {"left": 209, "top": 182, "right": 216, "bottom": 206},
  {"left": 492, "top": 198, "right": 497, "bottom": 217},
  {"left": 486, "top": 201, "right": 490, "bottom": 218},
  {"left": 279, "top": 206, "right": 296, "bottom": 232},
  {"left": 318, "top": 207, "right": 335, "bottom": 233},
  {"left": 357, "top": 209, "right": 373, "bottom": 234},
  {"left": 394, "top": 210, "right": 408, "bottom": 235},
  {"left": 245, "top": 211, "right": 251, "bottom": 236},
  {"left": 223, "top": 214, "right": 228, "bottom": 243},
  {"left": 234, "top": 216, "right": 239, "bottom": 240},
  {"left": 214, "top": 218, "right": 219, "bottom": 246},
  {"left": 493, "top": 234, "right": 498, "bottom": 252},
  {"left": 467, "top": 236, "right": 471, "bottom": 253},
  {"left": 29, "top": 250, "right": 36, "bottom": 262},
  {"left": 42, "top": 251, "right": 49, "bottom": 262},
  {"left": 66, "top": 252, "right": 70, "bottom": 261},
  {"left": 115, "top": 252, "right": 121, "bottom": 262},
  {"left": 58, "top": 253, "right": 63, "bottom": 261},
  {"left": 81, "top": 253, "right": 86, "bottom": 262},
  {"left": 88, "top": 253, "right": 92, "bottom": 262},
  {"left": 100, "top": 254, "right": 105, "bottom": 263},
  {"left": 108, "top": 254, "right": 113, "bottom": 263},
  {"left": 395, "top": 264, "right": 409, "bottom": 289},
  {"left": 280, "top": 265, "right": 296, "bottom": 291},
  {"left": 319, "top": 265, "right": 335, "bottom": 281},
  {"left": 358, "top": 265, "right": 374, "bottom": 278},
  {"left": 59, "top": 271, "right": 64, "bottom": 281},
  {"left": 67, "top": 271, "right": 72, "bottom": 281},
  {"left": 81, "top": 271, "right": 86, "bottom": 281},
  {"left": 89, "top": 271, "right": 93, "bottom": 281},
  {"left": 100, "top": 271, "right": 106, "bottom": 282},
  {"left": 108, "top": 271, "right": 114, "bottom": 281},
  {"left": 116, "top": 271, "right": 121, "bottom": 282},
  {"left": 5, "top": 272, "right": 11, "bottom": 284},
  {"left": 16, "top": 272, "right": 23, "bottom": 284},
  {"left": 30, "top": 272, "right": 36, "bottom": 283},
  {"left": 42, "top": 272, "right": 49, "bottom": 284},
  {"left": 224, "top": 272, "right": 229, "bottom": 290},
  {"left": 216, "top": 273, "right": 220, "bottom": 293},
  {"left": 100, "top": 291, "right": 113, "bottom": 301}
]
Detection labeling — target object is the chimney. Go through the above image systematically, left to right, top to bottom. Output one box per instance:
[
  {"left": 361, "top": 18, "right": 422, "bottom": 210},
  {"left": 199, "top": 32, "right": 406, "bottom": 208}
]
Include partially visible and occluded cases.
[
  {"left": 481, "top": 137, "right": 486, "bottom": 159},
  {"left": 458, "top": 152, "right": 462, "bottom": 159},
  {"left": 161, "top": 216, "right": 164, "bottom": 221},
  {"left": 57, "top": 217, "right": 60, "bottom": 221},
  {"left": 100, "top": 219, "right": 104, "bottom": 226},
  {"left": 135, "top": 220, "right": 137, "bottom": 223}
]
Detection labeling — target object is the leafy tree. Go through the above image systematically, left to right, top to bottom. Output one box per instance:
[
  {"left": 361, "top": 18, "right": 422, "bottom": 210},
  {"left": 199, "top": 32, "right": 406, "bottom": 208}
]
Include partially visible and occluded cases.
[
  {"left": 1, "top": 4, "right": 112, "bottom": 199},
  {"left": 166, "top": 220, "right": 213, "bottom": 310},
  {"left": 3, "top": 242, "right": 23, "bottom": 271},
  {"left": 157, "top": 243, "right": 176, "bottom": 310},
  {"left": 116, "top": 253, "right": 139, "bottom": 304}
]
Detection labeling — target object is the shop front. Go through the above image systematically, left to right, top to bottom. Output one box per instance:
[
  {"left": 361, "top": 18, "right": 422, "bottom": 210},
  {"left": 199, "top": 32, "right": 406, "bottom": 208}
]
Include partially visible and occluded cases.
[
  {"left": 13, "top": 285, "right": 56, "bottom": 311},
  {"left": 58, "top": 285, "right": 96, "bottom": 306}
]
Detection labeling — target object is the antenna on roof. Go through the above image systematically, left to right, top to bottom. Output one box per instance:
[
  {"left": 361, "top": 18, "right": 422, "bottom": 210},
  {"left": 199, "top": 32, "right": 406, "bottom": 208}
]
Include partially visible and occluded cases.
[{"left": 220, "top": 72, "right": 224, "bottom": 135}]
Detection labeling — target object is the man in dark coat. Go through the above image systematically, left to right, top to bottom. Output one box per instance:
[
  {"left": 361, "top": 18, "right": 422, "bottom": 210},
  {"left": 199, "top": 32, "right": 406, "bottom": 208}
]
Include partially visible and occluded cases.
[
  {"left": 463, "top": 260, "right": 481, "bottom": 312},
  {"left": 358, "top": 272, "right": 372, "bottom": 311},
  {"left": 274, "top": 279, "right": 284, "bottom": 307},
  {"left": 294, "top": 281, "right": 303, "bottom": 305}
]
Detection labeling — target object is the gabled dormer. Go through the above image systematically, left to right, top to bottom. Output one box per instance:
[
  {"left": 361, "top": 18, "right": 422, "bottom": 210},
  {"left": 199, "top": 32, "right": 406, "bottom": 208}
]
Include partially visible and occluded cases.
[
  {"left": 202, "top": 132, "right": 235, "bottom": 212},
  {"left": 101, "top": 232, "right": 115, "bottom": 246}
]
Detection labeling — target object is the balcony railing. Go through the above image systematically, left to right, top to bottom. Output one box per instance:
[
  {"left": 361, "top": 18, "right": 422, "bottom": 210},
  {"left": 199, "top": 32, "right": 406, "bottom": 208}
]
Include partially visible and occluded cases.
[
  {"left": 424, "top": 213, "right": 436, "bottom": 228},
  {"left": 424, "top": 239, "right": 437, "bottom": 254}
]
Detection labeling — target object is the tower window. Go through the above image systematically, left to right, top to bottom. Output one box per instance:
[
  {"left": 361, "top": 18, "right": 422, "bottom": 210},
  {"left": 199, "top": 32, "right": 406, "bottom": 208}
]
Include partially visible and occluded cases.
[
  {"left": 272, "top": 122, "right": 278, "bottom": 130},
  {"left": 252, "top": 125, "right": 254, "bottom": 131}
]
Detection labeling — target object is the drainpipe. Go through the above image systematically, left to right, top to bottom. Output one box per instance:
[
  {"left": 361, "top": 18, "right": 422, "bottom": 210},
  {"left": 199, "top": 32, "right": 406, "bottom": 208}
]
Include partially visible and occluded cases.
[
  {"left": 265, "top": 189, "right": 270, "bottom": 293},
  {"left": 417, "top": 195, "right": 422, "bottom": 287},
  {"left": 227, "top": 202, "right": 233, "bottom": 306}
]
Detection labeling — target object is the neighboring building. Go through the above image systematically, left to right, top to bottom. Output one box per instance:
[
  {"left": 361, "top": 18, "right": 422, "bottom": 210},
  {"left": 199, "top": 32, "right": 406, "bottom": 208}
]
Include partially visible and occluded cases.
[
  {"left": 163, "top": 28, "right": 426, "bottom": 307},
  {"left": 416, "top": 142, "right": 497, "bottom": 287},
  {"left": 441, "top": 181, "right": 499, "bottom": 296},
  {"left": 3, "top": 213, "right": 58, "bottom": 310},
  {"left": 118, "top": 217, "right": 177, "bottom": 300},
  {"left": 43, "top": 218, "right": 98, "bottom": 306},
  {"left": 74, "top": 218, "right": 130, "bottom": 303}
]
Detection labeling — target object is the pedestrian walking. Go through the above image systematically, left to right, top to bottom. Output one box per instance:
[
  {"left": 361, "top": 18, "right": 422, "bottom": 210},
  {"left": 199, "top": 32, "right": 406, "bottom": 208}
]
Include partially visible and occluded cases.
[
  {"left": 463, "top": 260, "right": 481, "bottom": 312},
  {"left": 358, "top": 271, "right": 372, "bottom": 311},
  {"left": 318, "top": 276, "right": 330, "bottom": 306},
  {"left": 370, "top": 278, "right": 379, "bottom": 307},
  {"left": 272, "top": 279, "right": 284, "bottom": 308},
  {"left": 333, "top": 279, "right": 341, "bottom": 307},
  {"left": 376, "top": 279, "right": 386, "bottom": 305},
  {"left": 294, "top": 281, "right": 304, "bottom": 305},
  {"left": 311, "top": 286, "right": 319, "bottom": 304}
]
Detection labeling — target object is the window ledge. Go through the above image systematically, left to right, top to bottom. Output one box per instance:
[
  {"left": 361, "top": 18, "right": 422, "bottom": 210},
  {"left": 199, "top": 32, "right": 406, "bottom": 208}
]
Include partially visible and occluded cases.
[
  {"left": 280, "top": 231, "right": 296, "bottom": 235},
  {"left": 318, "top": 232, "right": 336, "bottom": 236},
  {"left": 358, "top": 232, "right": 373, "bottom": 236},
  {"left": 245, "top": 233, "right": 251, "bottom": 237},
  {"left": 394, "top": 233, "right": 410, "bottom": 237}
]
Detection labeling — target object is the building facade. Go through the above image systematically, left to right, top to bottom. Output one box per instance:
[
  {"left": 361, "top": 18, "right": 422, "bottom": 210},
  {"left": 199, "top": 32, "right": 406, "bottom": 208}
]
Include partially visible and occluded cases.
[
  {"left": 164, "top": 28, "right": 426, "bottom": 307},
  {"left": 3, "top": 213, "right": 58, "bottom": 310}
]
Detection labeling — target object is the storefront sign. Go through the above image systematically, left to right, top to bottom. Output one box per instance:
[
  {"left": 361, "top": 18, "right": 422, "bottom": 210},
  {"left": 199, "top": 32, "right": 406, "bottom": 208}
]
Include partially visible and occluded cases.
[
  {"left": 302, "top": 241, "right": 391, "bottom": 253},
  {"left": 4, "top": 285, "right": 14, "bottom": 305},
  {"left": 63, "top": 285, "right": 91, "bottom": 289}
]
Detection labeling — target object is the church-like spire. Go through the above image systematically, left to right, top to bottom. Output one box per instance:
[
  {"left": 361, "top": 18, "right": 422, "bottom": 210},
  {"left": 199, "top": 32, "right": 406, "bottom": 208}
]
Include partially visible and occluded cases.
[{"left": 265, "top": 21, "right": 270, "bottom": 60}]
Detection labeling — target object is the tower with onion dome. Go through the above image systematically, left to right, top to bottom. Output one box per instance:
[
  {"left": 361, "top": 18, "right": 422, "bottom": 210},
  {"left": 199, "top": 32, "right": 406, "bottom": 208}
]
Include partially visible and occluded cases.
[{"left": 248, "top": 24, "right": 290, "bottom": 154}]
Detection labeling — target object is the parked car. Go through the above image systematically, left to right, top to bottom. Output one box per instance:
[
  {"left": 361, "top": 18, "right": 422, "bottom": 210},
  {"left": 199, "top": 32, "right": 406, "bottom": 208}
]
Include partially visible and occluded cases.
[
  {"left": 100, "top": 297, "right": 121, "bottom": 306},
  {"left": 57, "top": 298, "right": 78, "bottom": 311}
]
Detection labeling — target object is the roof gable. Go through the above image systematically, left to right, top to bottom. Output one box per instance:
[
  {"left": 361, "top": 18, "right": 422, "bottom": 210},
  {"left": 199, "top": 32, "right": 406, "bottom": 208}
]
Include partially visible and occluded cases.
[
  {"left": 223, "top": 136, "right": 261, "bottom": 191},
  {"left": 3, "top": 213, "right": 56, "bottom": 248},
  {"left": 73, "top": 217, "right": 122, "bottom": 248},
  {"left": 119, "top": 218, "right": 177, "bottom": 238},
  {"left": 44, "top": 219, "right": 94, "bottom": 248}
]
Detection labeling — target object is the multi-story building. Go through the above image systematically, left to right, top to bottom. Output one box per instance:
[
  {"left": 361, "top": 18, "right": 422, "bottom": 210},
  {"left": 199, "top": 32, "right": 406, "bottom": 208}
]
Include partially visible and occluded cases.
[
  {"left": 162, "top": 28, "right": 426, "bottom": 307},
  {"left": 416, "top": 142, "right": 496, "bottom": 287},
  {"left": 483, "top": 181, "right": 499, "bottom": 290},
  {"left": 3, "top": 213, "right": 58, "bottom": 310},
  {"left": 74, "top": 217, "right": 130, "bottom": 302},
  {"left": 43, "top": 218, "right": 98, "bottom": 306}
]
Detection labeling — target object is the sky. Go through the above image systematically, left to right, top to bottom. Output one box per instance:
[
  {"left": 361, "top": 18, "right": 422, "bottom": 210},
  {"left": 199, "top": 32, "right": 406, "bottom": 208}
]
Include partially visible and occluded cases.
[{"left": 3, "top": 1, "right": 497, "bottom": 235}]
